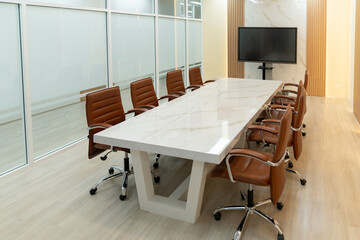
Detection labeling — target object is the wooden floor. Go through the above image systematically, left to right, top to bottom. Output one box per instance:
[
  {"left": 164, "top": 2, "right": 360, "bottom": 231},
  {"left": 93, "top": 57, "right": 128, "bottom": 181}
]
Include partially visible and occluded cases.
[{"left": 0, "top": 97, "right": 360, "bottom": 239}]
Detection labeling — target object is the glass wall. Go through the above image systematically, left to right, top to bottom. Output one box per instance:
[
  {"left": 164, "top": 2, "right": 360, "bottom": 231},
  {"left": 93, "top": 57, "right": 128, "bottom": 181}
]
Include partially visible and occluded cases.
[
  {"left": 0, "top": 0, "right": 202, "bottom": 175},
  {"left": 30, "top": 0, "right": 105, "bottom": 8},
  {"left": 111, "top": 0, "right": 154, "bottom": 14},
  {"left": 158, "top": 0, "right": 185, "bottom": 17},
  {"left": 188, "top": 0, "right": 201, "bottom": 19},
  {"left": 0, "top": 3, "right": 27, "bottom": 173},
  {"left": 27, "top": 7, "right": 108, "bottom": 158},
  {"left": 112, "top": 14, "right": 155, "bottom": 111},
  {"left": 158, "top": 18, "right": 186, "bottom": 96},
  {"left": 189, "top": 20, "right": 202, "bottom": 67}
]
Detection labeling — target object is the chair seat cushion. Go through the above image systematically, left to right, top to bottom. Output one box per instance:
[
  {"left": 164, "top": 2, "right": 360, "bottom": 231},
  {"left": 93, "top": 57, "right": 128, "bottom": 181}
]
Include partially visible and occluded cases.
[
  {"left": 248, "top": 123, "right": 293, "bottom": 147},
  {"left": 211, "top": 151, "right": 273, "bottom": 186}
]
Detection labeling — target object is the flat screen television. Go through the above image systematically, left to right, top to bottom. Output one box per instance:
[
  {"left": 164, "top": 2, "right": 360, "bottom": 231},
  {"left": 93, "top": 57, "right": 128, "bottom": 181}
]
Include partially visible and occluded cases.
[{"left": 238, "top": 27, "right": 297, "bottom": 64}]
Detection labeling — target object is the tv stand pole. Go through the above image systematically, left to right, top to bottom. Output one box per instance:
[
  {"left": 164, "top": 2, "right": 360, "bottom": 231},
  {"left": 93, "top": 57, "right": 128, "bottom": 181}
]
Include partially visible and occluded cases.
[{"left": 257, "top": 63, "right": 274, "bottom": 80}]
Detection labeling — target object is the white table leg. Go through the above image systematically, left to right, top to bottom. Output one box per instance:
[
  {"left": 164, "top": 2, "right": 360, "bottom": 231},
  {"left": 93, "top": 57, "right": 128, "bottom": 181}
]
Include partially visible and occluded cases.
[
  {"left": 131, "top": 150, "right": 208, "bottom": 223},
  {"left": 131, "top": 150, "right": 154, "bottom": 209},
  {"left": 185, "top": 160, "right": 208, "bottom": 223}
]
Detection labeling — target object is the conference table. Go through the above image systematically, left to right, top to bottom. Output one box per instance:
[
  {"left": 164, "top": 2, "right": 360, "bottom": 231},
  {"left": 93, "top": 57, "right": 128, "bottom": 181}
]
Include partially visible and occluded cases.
[{"left": 94, "top": 78, "right": 283, "bottom": 223}]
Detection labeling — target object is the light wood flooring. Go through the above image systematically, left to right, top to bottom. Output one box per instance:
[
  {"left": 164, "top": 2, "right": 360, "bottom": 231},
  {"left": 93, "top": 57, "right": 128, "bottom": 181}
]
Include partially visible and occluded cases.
[{"left": 0, "top": 97, "right": 360, "bottom": 240}]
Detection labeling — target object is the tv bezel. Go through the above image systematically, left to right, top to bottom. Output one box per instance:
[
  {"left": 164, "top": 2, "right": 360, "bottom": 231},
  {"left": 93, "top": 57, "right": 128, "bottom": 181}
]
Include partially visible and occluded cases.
[{"left": 238, "top": 27, "right": 298, "bottom": 64}]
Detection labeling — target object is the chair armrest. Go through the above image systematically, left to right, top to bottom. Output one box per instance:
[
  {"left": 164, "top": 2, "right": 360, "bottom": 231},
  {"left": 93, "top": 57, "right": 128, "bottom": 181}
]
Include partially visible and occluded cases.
[
  {"left": 204, "top": 80, "right": 216, "bottom": 84},
  {"left": 282, "top": 83, "right": 299, "bottom": 90},
  {"left": 186, "top": 85, "right": 201, "bottom": 91},
  {"left": 281, "top": 90, "right": 298, "bottom": 95},
  {"left": 171, "top": 91, "right": 185, "bottom": 96},
  {"left": 158, "top": 94, "right": 179, "bottom": 101},
  {"left": 273, "top": 95, "right": 296, "bottom": 102},
  {"left": 268, "top": 104, "right": 296, "bottom": 113},
  {"left": 137, "top": 105, "right": 156, "bottom": 109},
  {"left": 126, "top": 108, "right": 148, "bottom": 115},
  {"left": 261, "top": 119, "right": 281, "bottom": 125},
  {"left": 88, "top": 123, "right": 112, "bottom": 130},
  {"left": 247, "top": 125, "right": 279, "bottom": 136},
  {"left": 224, "top": 148, "right": 287, "bottom": 183},
  {"left": 228, "top": 149, "right": 268, "bottom": 161}
]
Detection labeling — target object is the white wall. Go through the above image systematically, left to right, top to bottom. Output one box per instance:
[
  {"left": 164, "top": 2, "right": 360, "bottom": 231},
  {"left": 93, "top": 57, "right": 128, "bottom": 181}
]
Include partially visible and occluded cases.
[
  {"left": 202, "top": 0, "right": 228, "bottom": 81},
  {"left": 244, "top": 0, "right": 307, "bottom": 83},
  {"left": 326, "top": 0, "right": 351, "bottom": 98},
  {"left": 349, "top": 0, "right": 356, "bottom": 107}
]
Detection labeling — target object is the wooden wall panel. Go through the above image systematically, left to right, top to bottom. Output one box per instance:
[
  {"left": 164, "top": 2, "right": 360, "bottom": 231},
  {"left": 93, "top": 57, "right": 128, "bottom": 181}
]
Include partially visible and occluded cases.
[
  {"left": 227, "top": 0, "right": 244, "bottom": 78},
  {"left": 306, "top": 0, "right": 327, "bottom": 96},
  {"left": 354, "top": 0, "right": 360, "bottom": 123}
]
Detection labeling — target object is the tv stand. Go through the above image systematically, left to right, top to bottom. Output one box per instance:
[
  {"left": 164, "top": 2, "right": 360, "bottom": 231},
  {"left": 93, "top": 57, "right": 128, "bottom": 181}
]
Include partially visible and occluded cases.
[{"left": 258, "top": 63, "right": 274, "bottom": 80}]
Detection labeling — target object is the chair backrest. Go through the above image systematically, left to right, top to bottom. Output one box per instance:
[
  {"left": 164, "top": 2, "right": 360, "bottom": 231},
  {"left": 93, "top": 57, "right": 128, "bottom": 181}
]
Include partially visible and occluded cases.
[
  {"left": 189, "top": 67, "right": 203, "bottom": 86},
  {"left": 166, "top": 69, "right": 185, "bottom": 95},
  {"left": 304, "top": 71, "right": 308, "bottom": 90},
  {"left": 130, "top": 77, "right": 159, "bottom": 108},
  {"left": 293, "top": 81, "right": 304, "bottom": 116},
  {"left": 292, "top": 83, "right": 307, "bottom": 160},
  {"left": 86, "top": 86, "right": 125, "bottom": 159},
  {"left": 270, "top": 105, "right": 292, "bottom": 204}
]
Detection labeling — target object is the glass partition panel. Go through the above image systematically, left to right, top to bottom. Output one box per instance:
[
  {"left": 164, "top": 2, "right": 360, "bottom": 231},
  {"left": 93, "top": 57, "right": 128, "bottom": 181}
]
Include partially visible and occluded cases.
[
  {"left": 30, "top": 0, "right": 105, "bottom": 8},
  {"left": 111, "top": 0, "right": 154, "bottom": 14},
  {"left": 158, "top": 0, "right": 185, "bottom": 17},
  {"left": 188, "top": 0, "right": 201, "bottom": 19},
  {"left": 0, "top": 3, "right": 27, "bottom": 174},
  {"left": 27, "top": 6, "right": 108, "bottom": 158},
  {"left": 112, "top": 14, "right": 155, "bottom": 111},
  {"left": 158, "top": 18, "right": 186, "bottom": 96},
  {"left": 188, "top": 20, "right": 202, "bottom": 65}
]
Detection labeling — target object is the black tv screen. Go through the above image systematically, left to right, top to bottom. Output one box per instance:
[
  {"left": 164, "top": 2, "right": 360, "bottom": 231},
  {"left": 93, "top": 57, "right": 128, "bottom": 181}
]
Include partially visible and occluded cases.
[{"left": 238, "top": 27, "right": 297, "bottom": 64}]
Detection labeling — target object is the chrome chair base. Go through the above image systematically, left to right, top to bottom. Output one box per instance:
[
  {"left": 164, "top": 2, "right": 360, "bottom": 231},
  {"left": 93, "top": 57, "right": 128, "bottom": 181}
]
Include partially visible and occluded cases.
[
  {"left": 284, "top": 150, "right": 307, "bottom": 186},
  {"left": 90, "top": 152, "right": 160, "bottom": 200},
  {"left": 286, "top": 167, "right": 307, "bottom": 185},
  {"left": 214, "top": 186, "right": 284, "bottom": 240}
]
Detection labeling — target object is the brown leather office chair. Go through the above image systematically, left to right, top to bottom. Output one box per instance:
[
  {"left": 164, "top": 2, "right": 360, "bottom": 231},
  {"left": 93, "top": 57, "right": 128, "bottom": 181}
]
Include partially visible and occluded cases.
[
  {"left": 189, "top": 67, "right": 215, "bottom": 87},
  {"left": 166, "top": 69, "right": 200, "bottom": 96},
  {"left": 283, "top": 70, "right": 308, "bottom": 92},
  {"left": 273, "top": 71, "right": 308, "bottom": 107},
  {"left": 274, "top": 74, "right": 308, "bottom": 137},
  {"left": 130, "top": 77, "right": 177, "bottom": 168},
  {"left": 248, "top": 82, "right": 307, "bottom": 186},
  {"left": 86, "top": 86, "right": 159, "bottom": 201},
  {"left": 212, "top": 105, "right": 292, "bottom": 240}
]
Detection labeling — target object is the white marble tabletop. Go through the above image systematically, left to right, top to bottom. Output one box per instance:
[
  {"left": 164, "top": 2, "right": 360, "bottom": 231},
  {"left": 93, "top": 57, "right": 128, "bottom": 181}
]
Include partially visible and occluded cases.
[{"left": 94, "top": 78, "right": 282, "bottom": 164}]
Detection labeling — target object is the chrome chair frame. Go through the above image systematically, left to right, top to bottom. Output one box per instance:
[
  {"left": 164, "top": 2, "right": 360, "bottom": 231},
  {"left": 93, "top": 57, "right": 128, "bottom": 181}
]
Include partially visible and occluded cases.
[{"left": 213, "top": 148, "right": 287, "bottom": 240}]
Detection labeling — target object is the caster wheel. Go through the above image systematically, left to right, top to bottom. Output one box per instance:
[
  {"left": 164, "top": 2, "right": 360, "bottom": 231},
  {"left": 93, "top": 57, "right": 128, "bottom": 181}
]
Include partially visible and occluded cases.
[
  {"left": 303, "top": 123, "right": 307, "bottom": 128},
  {"left": 302, "top": 132, "right": 306, "bottom": 137},
  {"left": 256, "top": 141, "right": 260, "bottom": 145},
  {"left": 285, "top": 153, "right": 290, "bottom": 160},
  {"left": 100, "top": 156, "right": 107, "bottom": 161},
  {"left": 288, "top": 161, "right": 293, "bottom": 169},
  {"left": 153, "top": 162, "right": 159, "bottom": 169},
  {"left": 108, "top": 167, "right": 114, "bottom": 174},
  {"left": 154, "top": 176, "right": 160, "bottom": 183},
  {"left": 300, "top": 179, "right": 307, "bottom": 186},
  {"left": 89, "top": 188, "right": 97, "bottom": 195},
  {"left": 240, "top": 192, "right": 246, "bottom": 201},
  {"left": 119, "top": 194, "right": 126, "bottom": 201},
  {"left": 276, "top": 202, "right": 284, "bottom": 210},
  {"left": 214, "top": 212, "right": 222, "bottom": 221},
  {"left": 277, "top": 233, "right": 284, "bottom": 240}
]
